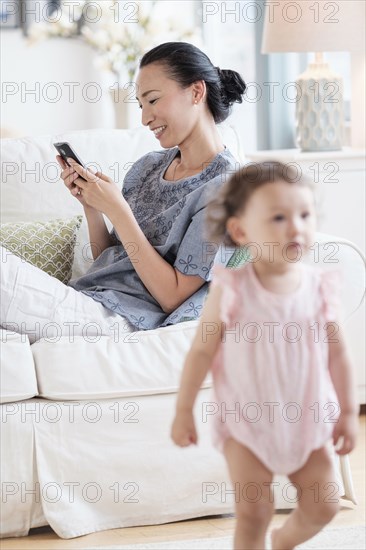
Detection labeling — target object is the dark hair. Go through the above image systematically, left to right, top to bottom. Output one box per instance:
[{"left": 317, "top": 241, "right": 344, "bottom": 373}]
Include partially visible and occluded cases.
[
  {"left": 139, "top": 42, "right": 246, "bottom": 124},
  {"left": 205, "top": 161, "right": 314, "bottom": 246}
]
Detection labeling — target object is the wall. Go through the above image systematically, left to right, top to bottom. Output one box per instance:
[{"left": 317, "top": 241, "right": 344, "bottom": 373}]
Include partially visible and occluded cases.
[
  {"left": 202, "top": 7, "right": 257, "bottom": 154},
  {"left": 1, "top": 30, "right": 118, "bottom": 137}
]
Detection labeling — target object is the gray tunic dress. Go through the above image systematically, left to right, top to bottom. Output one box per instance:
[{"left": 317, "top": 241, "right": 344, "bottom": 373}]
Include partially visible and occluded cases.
[{"left": 68, "top": 147, "right": 238, "bottom": 330}]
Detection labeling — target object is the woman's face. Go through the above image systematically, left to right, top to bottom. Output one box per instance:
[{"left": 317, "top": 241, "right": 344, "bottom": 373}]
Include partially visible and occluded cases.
[{"left": 135, "top": 63, "right": 200, "bottom": 148}]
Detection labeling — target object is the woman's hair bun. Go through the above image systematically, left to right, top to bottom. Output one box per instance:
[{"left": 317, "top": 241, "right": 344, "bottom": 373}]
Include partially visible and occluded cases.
[{"left": 218, "top": 69, "right": 247, "bottom": 106}]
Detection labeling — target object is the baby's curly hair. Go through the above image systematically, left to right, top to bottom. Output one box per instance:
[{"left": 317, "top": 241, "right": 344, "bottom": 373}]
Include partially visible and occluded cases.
[{"left": 205, "top": 161, "right": 314, "bottom": 246}]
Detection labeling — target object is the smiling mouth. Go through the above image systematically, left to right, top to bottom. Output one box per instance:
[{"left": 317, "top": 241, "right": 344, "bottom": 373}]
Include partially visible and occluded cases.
[{"left": 152, "top": 125, "right": 166, "bottom": 137}]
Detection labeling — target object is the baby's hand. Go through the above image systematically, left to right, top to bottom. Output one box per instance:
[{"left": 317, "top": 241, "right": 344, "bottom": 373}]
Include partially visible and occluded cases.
[
  {"left": 171, "top": 410, "right": 197, "bottom": 447},
  {"left": 333, "top": 411, "right": 358, "bottom": 455}
]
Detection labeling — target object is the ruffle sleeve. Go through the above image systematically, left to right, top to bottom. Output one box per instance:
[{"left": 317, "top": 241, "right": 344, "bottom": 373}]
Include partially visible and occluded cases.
[
  {"left": 211, "top": 264, "right": 240, "bottom": 328},
  {"left": 319, "top": 269, "right": 342, "bottom": 322}
]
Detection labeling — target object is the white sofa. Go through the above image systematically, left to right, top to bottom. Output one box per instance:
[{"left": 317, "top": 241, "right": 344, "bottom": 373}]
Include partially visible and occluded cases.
[{"left": 0, "top": 126, "right": 362, "bottom": 539}]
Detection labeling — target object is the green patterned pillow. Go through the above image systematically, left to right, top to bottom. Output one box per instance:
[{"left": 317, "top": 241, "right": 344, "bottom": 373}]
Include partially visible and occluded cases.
[
  {"left": 0, "top": 216, "right": 83, "bottom": 284},
  {"left": 226, "top": 246, "right": 251, "bottom": 269}
]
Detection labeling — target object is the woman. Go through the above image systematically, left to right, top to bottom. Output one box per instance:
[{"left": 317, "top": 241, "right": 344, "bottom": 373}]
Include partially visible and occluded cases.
[{"left": 1, "top": 42, "right": 246, "bottom": 342}]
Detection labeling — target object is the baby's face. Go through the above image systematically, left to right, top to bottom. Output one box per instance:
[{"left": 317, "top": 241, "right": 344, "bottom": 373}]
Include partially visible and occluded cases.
[{"left": 228, "top": 181, "right": 316, "bottom": 265}]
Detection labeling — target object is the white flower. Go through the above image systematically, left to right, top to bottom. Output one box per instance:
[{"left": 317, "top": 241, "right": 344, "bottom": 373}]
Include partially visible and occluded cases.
[
  {"left": 27, "top": 0, "right": 202, "bottom": 81},
  {"left": 27, "top": 22, "right": 51, "bottom": 44}
]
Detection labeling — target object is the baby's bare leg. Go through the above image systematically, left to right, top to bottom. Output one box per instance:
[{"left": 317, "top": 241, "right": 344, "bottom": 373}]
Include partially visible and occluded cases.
[
  {"left": 223, "top": 438, "right": 274, "bottom": 550},
  {"left": 272, "top": 446, "right": 339, "bottom": 550}
]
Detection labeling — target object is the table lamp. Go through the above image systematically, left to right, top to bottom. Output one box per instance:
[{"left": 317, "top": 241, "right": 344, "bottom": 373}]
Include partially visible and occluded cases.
[{"left": 261, "top": 0, "right": 365, "bottom": 152}]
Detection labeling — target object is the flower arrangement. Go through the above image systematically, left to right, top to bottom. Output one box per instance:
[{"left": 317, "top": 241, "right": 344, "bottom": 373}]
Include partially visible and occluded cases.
[
  {"left": 27, "top": 0, "right": 84, "bottom": 39},
  {"left": 28, "top": 0, "right": 201, "bottom": 82}
]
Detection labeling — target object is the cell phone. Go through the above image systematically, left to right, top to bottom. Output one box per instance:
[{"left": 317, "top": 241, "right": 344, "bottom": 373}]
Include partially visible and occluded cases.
[{"left": 54, "top": 142, "right": 87, "bottom": 180}]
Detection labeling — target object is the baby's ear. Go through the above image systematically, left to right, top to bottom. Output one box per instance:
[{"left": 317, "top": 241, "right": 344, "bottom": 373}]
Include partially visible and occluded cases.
[{"left": 226, "top": 216, "right": 246, "bottom": 246}]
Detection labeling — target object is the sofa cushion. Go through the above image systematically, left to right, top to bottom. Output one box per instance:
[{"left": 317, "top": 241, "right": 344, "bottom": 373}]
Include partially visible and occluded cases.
[
  {"left": 0, "top": 215, "right": 83, "bottom": 284},
  {"left": 31, "top": 320, "right": 212, "bottom": 400},
  {"left": 0, "top": 330, "right": 38, "bottom": 403}
]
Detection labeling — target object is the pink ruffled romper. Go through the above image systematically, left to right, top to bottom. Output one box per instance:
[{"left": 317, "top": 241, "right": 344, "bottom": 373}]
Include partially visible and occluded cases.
[{"left": 210, "top": 262, "right": 340, "bottom": 475}]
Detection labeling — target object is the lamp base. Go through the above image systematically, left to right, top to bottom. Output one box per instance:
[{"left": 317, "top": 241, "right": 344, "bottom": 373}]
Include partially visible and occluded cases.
[{"left": 295, "top": 62, "right": 344, "bottom": 152}]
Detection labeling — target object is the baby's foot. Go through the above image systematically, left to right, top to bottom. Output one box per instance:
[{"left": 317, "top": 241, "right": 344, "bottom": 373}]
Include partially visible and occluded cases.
[
  {"left": 271, "top": 528, "right": 293, "bottom": 550},
  {"left": 271, "top": 528, "right": 279, "bottom": 549}
]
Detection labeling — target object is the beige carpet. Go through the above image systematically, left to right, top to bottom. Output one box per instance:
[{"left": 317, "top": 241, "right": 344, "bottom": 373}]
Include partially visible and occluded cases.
[{"left": 87, "top": 525, "right": 365, "bottom": 549}]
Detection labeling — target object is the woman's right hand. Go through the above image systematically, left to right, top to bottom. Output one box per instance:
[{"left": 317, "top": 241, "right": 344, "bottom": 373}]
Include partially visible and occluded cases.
[
  {"left": 56, "top": 155, "right": 92, "bottom": 208},
  {"left": 171, "top": 410, "right": 198, "bottom": 447}
]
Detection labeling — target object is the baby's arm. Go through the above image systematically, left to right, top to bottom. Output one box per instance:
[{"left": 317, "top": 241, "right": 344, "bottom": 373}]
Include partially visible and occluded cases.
[
  {"left": 171, "top": 283, "right": 223, "bottom": 447},
  {"left": 327, "top": 324, "right": 359, "bottom": 454}
]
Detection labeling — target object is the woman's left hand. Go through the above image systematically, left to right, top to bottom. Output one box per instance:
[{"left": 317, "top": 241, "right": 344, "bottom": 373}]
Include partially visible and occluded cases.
[{"left": 67, "top": 158, "right": 126, "bottom": 218}]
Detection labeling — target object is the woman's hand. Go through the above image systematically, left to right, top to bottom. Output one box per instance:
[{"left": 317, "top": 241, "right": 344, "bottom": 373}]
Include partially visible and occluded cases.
[
  {"left": 57, "top": 155, "right": 91, "bottom": 208},
  {"left": 57, "top": 156, "right": 127, "bottom": 218},
  {"left": 67, "top": 158, "right": 126, "bottom": 217},
  {"left": 171, "top": 410, "right": 198, "bottom": 447},
  {"left": 332, "top": 410, "right": 358, "bottom": 455}
]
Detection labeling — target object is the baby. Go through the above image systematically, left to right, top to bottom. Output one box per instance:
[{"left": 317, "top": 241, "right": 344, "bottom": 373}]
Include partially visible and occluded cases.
[{"left": 171, "top": 161, "right": 358, "bottom": 549}]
